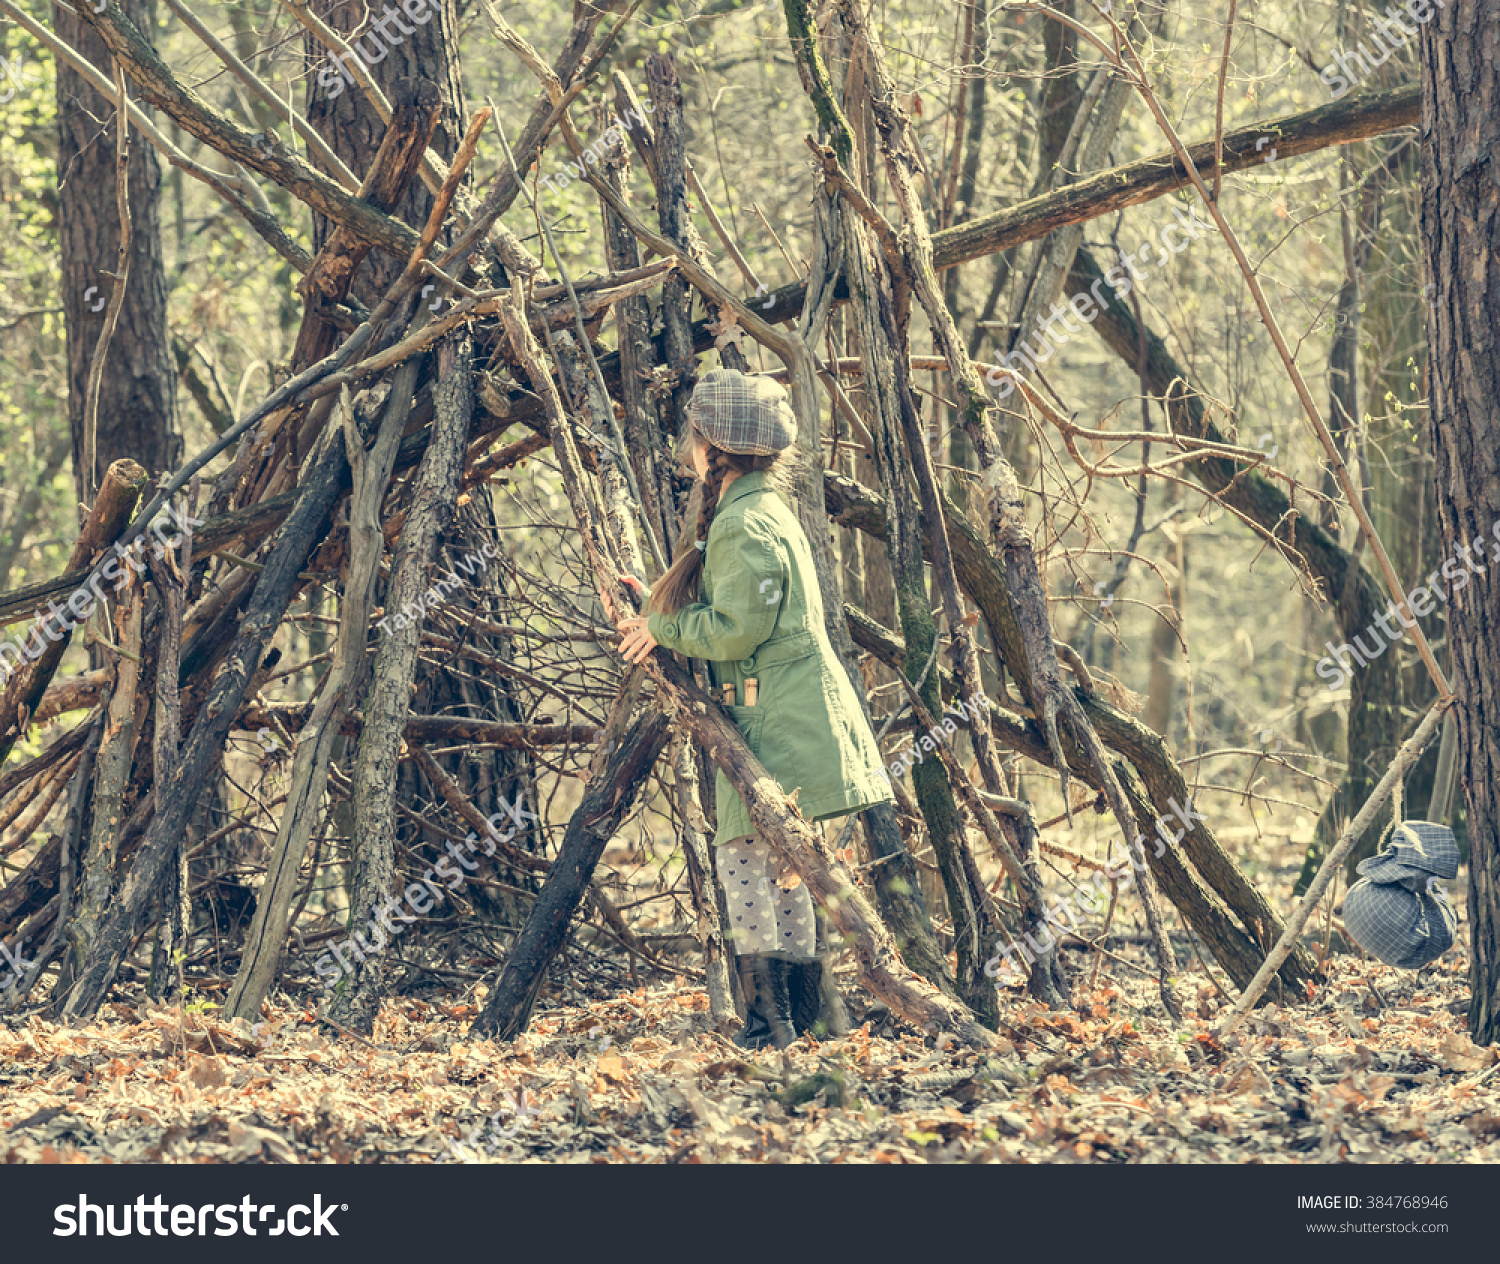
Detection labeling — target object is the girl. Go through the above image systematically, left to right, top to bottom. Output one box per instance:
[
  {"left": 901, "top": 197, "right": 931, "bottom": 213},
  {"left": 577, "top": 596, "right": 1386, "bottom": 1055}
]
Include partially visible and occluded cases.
[{"left": 605, "top": 368, "right": 893, "bottom": 1048}]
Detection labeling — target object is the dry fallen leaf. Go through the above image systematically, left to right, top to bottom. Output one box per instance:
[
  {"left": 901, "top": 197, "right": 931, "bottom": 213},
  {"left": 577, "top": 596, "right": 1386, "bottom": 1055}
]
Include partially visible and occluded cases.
[
  {"left": 0, "top": 955, "right": 1487, "bottom": 1167},
  {"left": 1436, "top": 1032, "right": 1495, "bottom": 1073},
  {"left": 187, "top": 1056, "right": 228, "bottom": 1089},
  {"left": 1224, "top": 1062, "right": 1274, "bottom": 1096},
  {"left": 227, "top": 1120, "right": 299, "bottom": 1163}
]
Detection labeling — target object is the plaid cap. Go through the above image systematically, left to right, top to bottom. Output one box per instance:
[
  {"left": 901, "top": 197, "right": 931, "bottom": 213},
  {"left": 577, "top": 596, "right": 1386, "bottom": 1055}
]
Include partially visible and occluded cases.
[
  {"left": 687, "top": 369, "right": 797, "bottom": 455},
  {"left": 1342, "top": 821, "right": 1460, "bottom": 969}
]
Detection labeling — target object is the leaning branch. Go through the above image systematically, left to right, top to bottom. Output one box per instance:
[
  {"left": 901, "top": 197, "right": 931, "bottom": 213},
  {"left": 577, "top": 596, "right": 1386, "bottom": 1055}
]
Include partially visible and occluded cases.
[
  {"left": 69, "top": 0, "right": 423, "bottom": 261},
  {"left": 751, "top": 84, "right": 1420, "bottom": 321},
  {"left": 1217, "top": 696, "right": 1451, "bottom": 1035}
]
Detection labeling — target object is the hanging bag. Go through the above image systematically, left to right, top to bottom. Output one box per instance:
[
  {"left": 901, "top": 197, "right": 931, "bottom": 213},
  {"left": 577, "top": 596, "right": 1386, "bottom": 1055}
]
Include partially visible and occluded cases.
[{"left": 1341, "top": 820, "right": 1460, "bottom": 969}]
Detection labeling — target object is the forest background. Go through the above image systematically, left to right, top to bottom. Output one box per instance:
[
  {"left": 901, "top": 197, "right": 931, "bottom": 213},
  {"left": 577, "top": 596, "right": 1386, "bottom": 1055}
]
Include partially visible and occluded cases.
[{"left": 0, "top": 0, "right": 1490, "bottom": 1164}]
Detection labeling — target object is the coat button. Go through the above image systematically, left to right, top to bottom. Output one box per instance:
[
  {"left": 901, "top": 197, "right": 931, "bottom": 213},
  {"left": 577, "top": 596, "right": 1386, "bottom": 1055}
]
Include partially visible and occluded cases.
[
  {"left": 662, "top": 620, "right": 678, "bottom": 639},
  {"left": 739, "top": 655, "right": 756, "bottom": 671}
]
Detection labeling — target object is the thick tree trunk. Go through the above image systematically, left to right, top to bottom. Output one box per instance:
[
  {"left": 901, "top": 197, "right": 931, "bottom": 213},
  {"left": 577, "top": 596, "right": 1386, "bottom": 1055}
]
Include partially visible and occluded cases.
[
  {"left": 56, "top": 0, "right": 180, "bottom": 499},
  {"left": 303, "top": 0, "right": 464, "bottom": 306},
  {"left": 1420, "top": 0, "right": 1500, "bottom": 1043},
  {"left": 57, "top": 566, "right": 142, "bottom": 1002}
]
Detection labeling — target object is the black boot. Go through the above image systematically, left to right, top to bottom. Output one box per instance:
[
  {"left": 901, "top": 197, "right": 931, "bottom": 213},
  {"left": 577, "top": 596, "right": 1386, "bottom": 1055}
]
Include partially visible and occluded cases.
[
  {"left": 734, "top": 955, "right": 796, "bottom": 1050},
  {"left": 734, "top": 955, "right": 771, "bottom": 1049},
  {"left": 788, "top": 957, "right": 851, "bottom": 1038}
]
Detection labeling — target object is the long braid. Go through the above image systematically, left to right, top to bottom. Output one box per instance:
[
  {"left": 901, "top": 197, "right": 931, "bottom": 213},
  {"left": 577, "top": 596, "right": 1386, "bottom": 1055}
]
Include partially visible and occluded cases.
[
  {"left": 649, "top": 442, "right": 778, "bottom": 615},
  {"left": 697, "top": 448, "right": 730, "bottom": 545}
]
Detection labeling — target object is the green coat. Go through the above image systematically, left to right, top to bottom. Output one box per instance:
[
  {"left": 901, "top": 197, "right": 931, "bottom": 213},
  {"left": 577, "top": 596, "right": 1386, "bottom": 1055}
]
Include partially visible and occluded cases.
[{"left": 647, "top": 471, "right": 893, "bottom": 847}]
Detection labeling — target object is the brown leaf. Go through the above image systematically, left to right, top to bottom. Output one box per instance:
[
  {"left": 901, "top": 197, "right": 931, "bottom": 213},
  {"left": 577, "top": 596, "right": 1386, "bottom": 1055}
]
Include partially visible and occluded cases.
[
  {"left": 1436, "top": 1032, "right": 1495, "bottom": 1073},
  {"left": 187, "top": 1056, "right": 228, "bottom": 1089},
  {"left": 1224, "top": 1062, "right": 1273, "bottom": 1096}
]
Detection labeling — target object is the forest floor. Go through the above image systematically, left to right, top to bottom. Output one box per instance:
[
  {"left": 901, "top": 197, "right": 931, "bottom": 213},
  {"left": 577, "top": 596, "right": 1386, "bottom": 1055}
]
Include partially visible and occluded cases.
[
  {"left": 3, "top": 834, "right": 1493, "bottom": 1164},
  {"left": 0, "top": 951, "right": 1492, "bottom": 1164}
]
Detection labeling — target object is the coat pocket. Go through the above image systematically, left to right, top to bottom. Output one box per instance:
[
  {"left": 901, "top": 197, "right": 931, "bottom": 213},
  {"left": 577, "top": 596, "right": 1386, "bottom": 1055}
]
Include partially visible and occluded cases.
[
  {"left": 745, "top": 629, "right": 817, "bottom": 670},
  {"left": 724, "top": 703, "right": 767, "bottom": 755},
  {"left": 713, "top": 705, "right": 767, "bottom": 846}
]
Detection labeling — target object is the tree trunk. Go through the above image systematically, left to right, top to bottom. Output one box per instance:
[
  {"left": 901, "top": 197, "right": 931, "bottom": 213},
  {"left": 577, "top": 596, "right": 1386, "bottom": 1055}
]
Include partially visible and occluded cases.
[
  {"left": 56, "top": 0, "right": 180, "bottom": 499},
  {"left": 303, "top": 0, "right": 464, "bottom": 306},
  {"left": 784, "top": 0, "right": 953, "bottom": 996},
  {"left": 1419, "top": 0, "right": 1500, "bottom": 1043},
  {"left": 328, "top": 335, "right": 471, "bottom": 1033}
]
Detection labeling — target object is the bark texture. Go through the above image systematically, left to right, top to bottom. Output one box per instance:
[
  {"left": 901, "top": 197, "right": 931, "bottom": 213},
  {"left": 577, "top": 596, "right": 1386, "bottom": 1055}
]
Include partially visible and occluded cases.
[
  {"left": 56, "top": 0, "right": 180, "bottom": 498},
  {"left": 1420, "top": 0, "right": 1500, "bottom": 1043},
  {"left": 329, "top": 334, "right": 471, "bottom": 1033},
  {"left": 469, "top": 712, "right": 672, "bottom": 1042}
]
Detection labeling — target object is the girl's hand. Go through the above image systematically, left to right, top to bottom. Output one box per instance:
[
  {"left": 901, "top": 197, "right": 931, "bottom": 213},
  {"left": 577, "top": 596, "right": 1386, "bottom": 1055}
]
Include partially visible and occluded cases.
[
  {"left": 600, "top": 574, "right": 645, "bottom": 623},
  {"left": 616, "top": 617, "right": 659, "bottom": 665}
]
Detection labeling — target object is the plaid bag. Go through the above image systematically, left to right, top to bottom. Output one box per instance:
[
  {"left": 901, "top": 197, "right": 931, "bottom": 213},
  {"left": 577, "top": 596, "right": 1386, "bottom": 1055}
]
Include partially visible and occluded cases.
[{"left": 1341, "top": 820, "right": 1460, "bottom": 969}]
